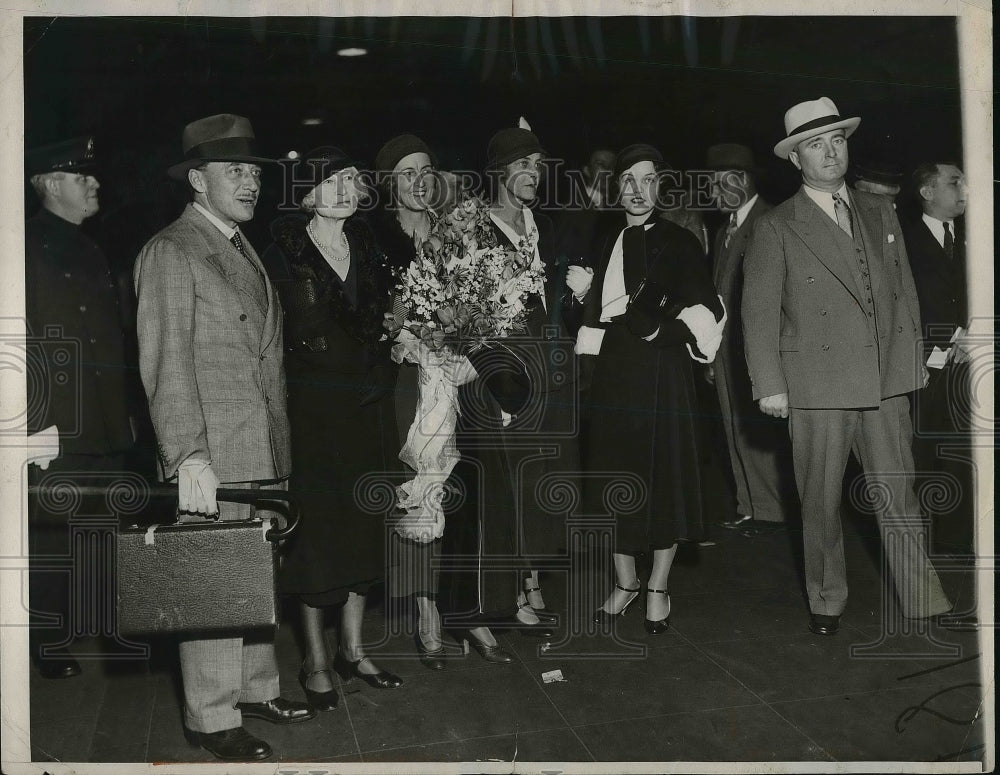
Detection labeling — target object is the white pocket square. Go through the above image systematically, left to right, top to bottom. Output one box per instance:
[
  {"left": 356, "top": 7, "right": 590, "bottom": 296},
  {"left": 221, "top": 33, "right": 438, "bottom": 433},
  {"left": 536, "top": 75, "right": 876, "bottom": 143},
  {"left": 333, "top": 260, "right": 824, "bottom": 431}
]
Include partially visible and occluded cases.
[{"left": 887, "top": 233, "right": 895, "bottom": 243}]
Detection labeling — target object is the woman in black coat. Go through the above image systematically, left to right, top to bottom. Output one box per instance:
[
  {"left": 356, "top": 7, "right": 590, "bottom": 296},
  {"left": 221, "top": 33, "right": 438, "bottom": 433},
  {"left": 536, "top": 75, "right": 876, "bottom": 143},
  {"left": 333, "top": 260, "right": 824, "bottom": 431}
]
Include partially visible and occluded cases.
[
  {"left": 477, "top": 126, "right": 592, "bottom": 624},
  {"left": 371, "top": 134, "right": 449, "bottom": 670},
  {"left": 580, "top": 144, "right": 725, "bottom": 634},
  {"left": 262, "top": 147, "right": 402, "bottom": 710}
]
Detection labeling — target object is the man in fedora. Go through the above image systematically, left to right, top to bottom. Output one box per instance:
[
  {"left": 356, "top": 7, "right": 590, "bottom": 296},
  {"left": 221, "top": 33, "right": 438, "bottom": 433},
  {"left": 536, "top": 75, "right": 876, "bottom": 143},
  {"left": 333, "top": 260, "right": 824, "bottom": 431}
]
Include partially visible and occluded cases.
[
  {"left": 742, "top": 98, "right": 951, "bottom": 635},
  {"left": 134, "top": 114, "right": 314, "bottom": 761},
  {"left": 24, "top": 136, "right": 136, "bottom": 678},
  {"left": 706, "top": 143, "right": 795, "bottom": 533},
  {"left": 851, "top": 159, "right": 904, "bottom": 206}
]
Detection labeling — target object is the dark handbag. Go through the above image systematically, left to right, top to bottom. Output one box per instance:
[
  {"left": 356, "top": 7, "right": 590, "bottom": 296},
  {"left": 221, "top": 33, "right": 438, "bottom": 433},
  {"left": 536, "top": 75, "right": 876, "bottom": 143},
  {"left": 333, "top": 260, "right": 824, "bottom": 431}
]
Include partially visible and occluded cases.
[
  {"left": 276, "top": 277, "right": 329, "bottom": 352},
  {"left": 628, "top": 277, "right": 684, "bottom": 321},
  {"left": 114, "top": 486, "right": 300, "bottom": 637}
]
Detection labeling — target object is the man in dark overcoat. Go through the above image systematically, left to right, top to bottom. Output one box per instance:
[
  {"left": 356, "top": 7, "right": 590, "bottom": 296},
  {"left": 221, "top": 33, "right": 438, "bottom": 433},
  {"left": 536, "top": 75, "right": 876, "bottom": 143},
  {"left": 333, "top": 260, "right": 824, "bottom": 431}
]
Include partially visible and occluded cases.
[
  {"left": 24, "top": 136, "right": 135, "bottom": 679},
  {"left": 706, "top": 143, "right": 795, "bottom": 530}
]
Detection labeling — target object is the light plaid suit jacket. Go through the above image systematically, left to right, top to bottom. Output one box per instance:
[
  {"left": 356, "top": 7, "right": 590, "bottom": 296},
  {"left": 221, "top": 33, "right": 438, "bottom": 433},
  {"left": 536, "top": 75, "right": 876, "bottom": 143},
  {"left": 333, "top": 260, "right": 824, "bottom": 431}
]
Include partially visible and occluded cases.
[{"left": 134, "top": 203, "right": 291, "bottom": 483}]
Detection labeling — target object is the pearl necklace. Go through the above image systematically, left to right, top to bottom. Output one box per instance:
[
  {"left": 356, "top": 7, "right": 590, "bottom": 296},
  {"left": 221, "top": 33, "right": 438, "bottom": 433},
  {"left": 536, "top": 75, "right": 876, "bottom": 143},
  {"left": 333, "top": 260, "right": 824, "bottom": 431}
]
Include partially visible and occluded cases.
[{"left": 307, "top": 220, "right": 350, "bottom": 262}]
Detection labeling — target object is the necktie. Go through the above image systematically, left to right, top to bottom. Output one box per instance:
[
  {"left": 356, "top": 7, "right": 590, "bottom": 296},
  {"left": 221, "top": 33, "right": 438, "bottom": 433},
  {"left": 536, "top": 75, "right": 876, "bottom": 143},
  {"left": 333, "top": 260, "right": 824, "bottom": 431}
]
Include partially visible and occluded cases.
[
  {"left": 832, "top": 192, "right": 853, "bottom": 238},
  {"left": 723, "top": 212, "right": 738, "bottom": 248},
  {"left": 943, "top": 222, "right": 954, "bottom": 260},
  {"left": 230, "top": 229, "right": 248, "bottom": 258},
  {"left": 230, "top": 230, "right": 263, "bottom": 278}
]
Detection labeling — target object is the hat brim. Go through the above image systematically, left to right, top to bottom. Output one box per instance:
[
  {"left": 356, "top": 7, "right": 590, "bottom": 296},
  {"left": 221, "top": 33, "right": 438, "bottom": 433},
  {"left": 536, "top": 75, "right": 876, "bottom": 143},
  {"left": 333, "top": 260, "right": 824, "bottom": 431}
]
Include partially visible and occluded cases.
[
  {"left": 773, "top": 117, "right": 860, "bottom": 160},
  {"left": 167, "top": 154, "right": 276, "bottom": 180}
]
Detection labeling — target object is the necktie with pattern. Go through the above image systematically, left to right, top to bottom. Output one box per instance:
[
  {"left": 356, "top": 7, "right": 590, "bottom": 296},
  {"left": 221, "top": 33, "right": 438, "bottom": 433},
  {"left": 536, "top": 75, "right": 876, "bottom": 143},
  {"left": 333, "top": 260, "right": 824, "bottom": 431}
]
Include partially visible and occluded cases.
[
  {"left": 832, "top": 192, "right": 853, "bottom": 238},
  {"left": 723, "top": 212, "right": 738, "bottom": 248},
  {"left": 943, "top": 221, "right": 954, "bottom": 260},
  {"left": 230, "top": 230, "right": 263, "bottom": 278}
]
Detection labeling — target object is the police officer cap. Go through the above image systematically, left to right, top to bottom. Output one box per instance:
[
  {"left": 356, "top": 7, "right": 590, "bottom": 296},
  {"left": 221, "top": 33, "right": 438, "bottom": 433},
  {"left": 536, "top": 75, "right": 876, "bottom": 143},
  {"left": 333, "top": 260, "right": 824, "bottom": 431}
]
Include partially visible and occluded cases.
[{"left": 26, "top": 135, "right": 97, "bottom": 177}]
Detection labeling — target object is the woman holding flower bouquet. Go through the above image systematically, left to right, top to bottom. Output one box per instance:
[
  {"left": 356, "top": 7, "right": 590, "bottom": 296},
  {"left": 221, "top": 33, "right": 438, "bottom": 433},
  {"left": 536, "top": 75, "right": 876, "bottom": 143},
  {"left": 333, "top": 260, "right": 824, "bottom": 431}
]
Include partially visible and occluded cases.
[
  {"left": 478, "top": 125, "right": 593, "bottom": 629},
  {"left": 372, "top": 134, "right": 449, "bottom": 670},
  {"left": 384, "top": 138, "right": 566, "bottom": 661},
  {"left": 578, "top": 144, "right": 725, "bottom": 634},
  {"left": 262, "top": 147, "right": 403, "bottom": 710}
]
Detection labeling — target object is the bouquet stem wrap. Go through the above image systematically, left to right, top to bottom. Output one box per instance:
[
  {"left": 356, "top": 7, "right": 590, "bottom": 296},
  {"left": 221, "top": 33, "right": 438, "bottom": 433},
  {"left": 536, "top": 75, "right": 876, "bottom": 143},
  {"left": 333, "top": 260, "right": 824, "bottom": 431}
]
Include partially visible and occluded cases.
[{"left": 391, "top": 331, "right": 460, "bottom": 543}]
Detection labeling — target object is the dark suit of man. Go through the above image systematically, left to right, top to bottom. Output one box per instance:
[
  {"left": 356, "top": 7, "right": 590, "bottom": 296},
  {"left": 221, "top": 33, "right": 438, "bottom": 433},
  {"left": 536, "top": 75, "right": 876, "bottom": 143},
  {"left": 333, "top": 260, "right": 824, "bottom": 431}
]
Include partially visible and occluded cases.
[
  {"left": 743, "top": 187, "right": 951, "bottom": 619},
  {"left": 711, "top": 196, "right": 796, "bottom": 523},
  {"left": 902, "top": 215, "right": 971, "bottom": 550}
]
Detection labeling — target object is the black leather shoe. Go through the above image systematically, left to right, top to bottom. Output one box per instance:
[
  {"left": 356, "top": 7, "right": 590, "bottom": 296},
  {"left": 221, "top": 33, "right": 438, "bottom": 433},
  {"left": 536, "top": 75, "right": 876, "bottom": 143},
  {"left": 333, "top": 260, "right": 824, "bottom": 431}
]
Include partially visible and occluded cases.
[
  {"left": 719, "top": 515, "right": 754, "bottom": 529},
  {"left": 593, "top": 581, "right": 640, "bottom": 626},
  {"left": 644, "top": 588, "right": 671, "bottom": 635},
  {"left": 808, "top": 614, "right": 840, "bottom": 636},
  {"left": 451, "top": 630, "right": 515, "bottom": 664},
  {"left": 414, "top": 633, "right": 447, "bottom": 671},
  {"left": 36, "top": 651, "right": 82, "bottom": 679},
  {"left": 333, "top": 652, "right": 404, "bottom": 689},
  {"left": 298, "top": 667, "right": 339, "bottom": 712},
  {"left": 236, "top": 697, "right": 316, "bottom": 724},
  {"left": 187, "top": 726, "right": 271, "bottom": 761}
]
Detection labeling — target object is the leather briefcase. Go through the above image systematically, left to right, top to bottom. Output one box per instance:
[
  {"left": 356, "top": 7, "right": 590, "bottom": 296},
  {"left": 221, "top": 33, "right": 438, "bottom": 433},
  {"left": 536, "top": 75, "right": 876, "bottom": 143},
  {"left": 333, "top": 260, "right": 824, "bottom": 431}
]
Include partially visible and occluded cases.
[{"left": 115, "top": 487, "right": 301, "bottom": 638}]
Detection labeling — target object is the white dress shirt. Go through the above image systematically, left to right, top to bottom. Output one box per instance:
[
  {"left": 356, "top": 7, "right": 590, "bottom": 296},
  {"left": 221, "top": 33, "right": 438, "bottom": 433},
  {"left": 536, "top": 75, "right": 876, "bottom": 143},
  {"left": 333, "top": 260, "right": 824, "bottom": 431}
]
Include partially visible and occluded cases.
[
  {"left": 802, "top": 182, "right": 851, "bottom": 226},
  {"left": 733, "top": 193, "right": 759, "bottom": 229},
  {"left": 193, "top": 201, "right": 238, "bottom": 240},
  {"left": 921, "top": 212, "right": 955, "bottom": 250}
]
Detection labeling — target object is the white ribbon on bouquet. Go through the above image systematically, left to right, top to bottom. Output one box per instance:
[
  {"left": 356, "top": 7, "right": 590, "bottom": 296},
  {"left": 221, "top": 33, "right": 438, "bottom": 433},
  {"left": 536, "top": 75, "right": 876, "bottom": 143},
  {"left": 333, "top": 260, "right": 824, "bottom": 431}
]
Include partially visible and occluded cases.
[{"left": 390, "top": 329, "right": 461, "bottom": 543}]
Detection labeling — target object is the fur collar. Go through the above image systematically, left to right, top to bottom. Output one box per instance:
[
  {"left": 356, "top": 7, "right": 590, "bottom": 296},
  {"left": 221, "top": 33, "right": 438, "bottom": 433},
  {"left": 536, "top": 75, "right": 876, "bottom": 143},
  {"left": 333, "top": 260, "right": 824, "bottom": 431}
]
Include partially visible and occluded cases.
[{"left": 269, "top": 214, "right": 391, "bottom": 349}]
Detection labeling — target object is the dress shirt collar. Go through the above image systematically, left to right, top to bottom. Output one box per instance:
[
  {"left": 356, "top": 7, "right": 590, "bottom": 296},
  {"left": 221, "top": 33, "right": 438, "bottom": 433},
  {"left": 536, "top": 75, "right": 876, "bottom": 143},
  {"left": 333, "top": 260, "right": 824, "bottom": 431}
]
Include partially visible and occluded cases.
[
  {"left": 802, "top": 182, "right": 850, "bottom": 225},
  {"left": 733, "top": 193, "right": 759, "bottom": 229},
  {"left": 193, "top": 201, "right": 238, "bottom": 240},
  {"left": 921, "top": 212, "right": 954, "bottom": 250}
]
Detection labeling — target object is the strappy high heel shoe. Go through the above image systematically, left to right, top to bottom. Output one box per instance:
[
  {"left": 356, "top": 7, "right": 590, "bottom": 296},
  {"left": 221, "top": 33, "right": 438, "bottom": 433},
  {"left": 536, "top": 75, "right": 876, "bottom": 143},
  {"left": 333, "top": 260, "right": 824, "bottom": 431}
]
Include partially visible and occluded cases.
[
  {"left": 594, "top": 581, "right": 640, "bottom": 626},
  {"left": 524, "top": 584, "right": 558, "bottom": 624},
  {"left": 644, "top": 588, "right": 671, "bottom": 635},
  {"left": 495, "top": 600, "right": 554, "bottom": 639},
  {"left": 449, "top": 629, "right": 514, "bottom": 664},
  {"left": 414, "top": 632, "right": 447, "bottom": 671},
  {"left": 333, "top": 651, "right": 403, "bottom": 689},
  {"left": 298, "top": 665, "right": 339, "bottom": 711}
]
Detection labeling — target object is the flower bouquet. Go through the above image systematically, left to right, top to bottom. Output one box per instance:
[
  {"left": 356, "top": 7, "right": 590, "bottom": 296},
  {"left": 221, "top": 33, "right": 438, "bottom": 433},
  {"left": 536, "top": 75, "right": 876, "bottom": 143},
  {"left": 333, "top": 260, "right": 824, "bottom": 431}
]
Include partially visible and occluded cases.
[{"left": 384, "top": 193, "right": 544, "bottom": 542}]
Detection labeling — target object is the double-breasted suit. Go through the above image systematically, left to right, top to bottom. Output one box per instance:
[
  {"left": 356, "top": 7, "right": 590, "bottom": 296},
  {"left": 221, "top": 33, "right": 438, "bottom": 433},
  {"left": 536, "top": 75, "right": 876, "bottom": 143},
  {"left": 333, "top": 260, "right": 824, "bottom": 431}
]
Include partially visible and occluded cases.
[
  {"left": 742, "top": 187, "right": 951, "bottom": 619},
  {"left": 711, "top": 197, "right": 796, "bottom": 523},
  {"left": 134, "top": 202, "right": 290, "bottom": 734}
]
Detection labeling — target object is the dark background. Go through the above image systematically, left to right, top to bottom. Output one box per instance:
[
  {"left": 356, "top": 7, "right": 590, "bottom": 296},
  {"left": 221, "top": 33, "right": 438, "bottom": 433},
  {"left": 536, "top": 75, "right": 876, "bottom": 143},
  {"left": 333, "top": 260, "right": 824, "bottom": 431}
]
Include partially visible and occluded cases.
[
  {"left": 20, "top": 13, "right": 969, "bottom": 534},
  {"left": 24, "top": 14, "right": 963, "bottom": 249}
]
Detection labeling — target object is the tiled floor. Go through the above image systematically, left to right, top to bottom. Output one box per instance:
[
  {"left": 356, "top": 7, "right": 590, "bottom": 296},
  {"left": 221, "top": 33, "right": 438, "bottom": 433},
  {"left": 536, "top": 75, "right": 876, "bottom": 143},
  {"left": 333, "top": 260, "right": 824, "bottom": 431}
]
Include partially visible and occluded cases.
[{"left": 27, "top": 514, "right": 987, "bottom": 768}]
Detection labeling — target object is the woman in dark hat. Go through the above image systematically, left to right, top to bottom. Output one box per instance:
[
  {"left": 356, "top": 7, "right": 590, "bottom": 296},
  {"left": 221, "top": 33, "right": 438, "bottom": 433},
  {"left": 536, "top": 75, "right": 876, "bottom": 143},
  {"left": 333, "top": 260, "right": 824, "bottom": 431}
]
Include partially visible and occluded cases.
[
  {"left": 438, "top": 125, "right": 591, "bottom": 651},
  {"left": 371, "top": 133, "right": 449, "bottom": 670},
  {"left": 579, "top": 143, "right": 724, "bottom": 634},
  {"left": 261, "top": 147, "right": 403, "bottom": 709}
]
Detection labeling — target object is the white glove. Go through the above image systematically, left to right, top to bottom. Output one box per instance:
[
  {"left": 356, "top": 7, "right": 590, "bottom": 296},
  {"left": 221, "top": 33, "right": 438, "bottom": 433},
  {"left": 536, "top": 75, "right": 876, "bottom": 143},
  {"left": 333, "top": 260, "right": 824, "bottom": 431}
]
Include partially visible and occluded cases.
[
  {"left": 566, "top": 265, "right": 594, "bottom": 300},
  {"left": 177, "top": 459, "right": 219, "bottom": 515}
]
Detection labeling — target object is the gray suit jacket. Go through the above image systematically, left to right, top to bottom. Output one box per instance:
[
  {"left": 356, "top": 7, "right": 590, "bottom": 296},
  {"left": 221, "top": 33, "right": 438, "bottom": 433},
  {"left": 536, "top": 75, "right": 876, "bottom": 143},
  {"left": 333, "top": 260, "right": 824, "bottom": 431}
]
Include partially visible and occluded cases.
[
  {"left": 742, "top": 187, "right": 923, "bottom": 409},
  {"left": 134, "top": 203, "right": 291, "bottom": 483}
]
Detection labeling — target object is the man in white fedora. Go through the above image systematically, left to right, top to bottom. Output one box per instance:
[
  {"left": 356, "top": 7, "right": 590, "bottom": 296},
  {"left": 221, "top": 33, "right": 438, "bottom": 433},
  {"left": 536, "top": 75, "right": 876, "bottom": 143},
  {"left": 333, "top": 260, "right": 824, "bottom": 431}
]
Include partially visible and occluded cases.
[
  {"left": 742, "top": 97, "right": 952, "bottom": 635},
  {"left": 134, "top": 114, "right": 315, "bottom": 760}
]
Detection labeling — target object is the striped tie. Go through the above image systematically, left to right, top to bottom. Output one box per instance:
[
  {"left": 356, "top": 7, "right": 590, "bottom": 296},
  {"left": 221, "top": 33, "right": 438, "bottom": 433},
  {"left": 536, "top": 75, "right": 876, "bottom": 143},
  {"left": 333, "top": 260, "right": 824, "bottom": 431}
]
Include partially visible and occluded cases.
[{"left": 832, "top": 192, "right": 853, "bottom": 238}]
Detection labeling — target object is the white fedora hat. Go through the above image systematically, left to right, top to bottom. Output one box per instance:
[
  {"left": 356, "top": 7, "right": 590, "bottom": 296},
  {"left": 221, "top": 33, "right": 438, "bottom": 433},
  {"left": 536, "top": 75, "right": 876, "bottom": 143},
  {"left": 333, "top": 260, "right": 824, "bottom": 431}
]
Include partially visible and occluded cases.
[{"left": 773, "top": 97, "right": 861, "bottom": 160}]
